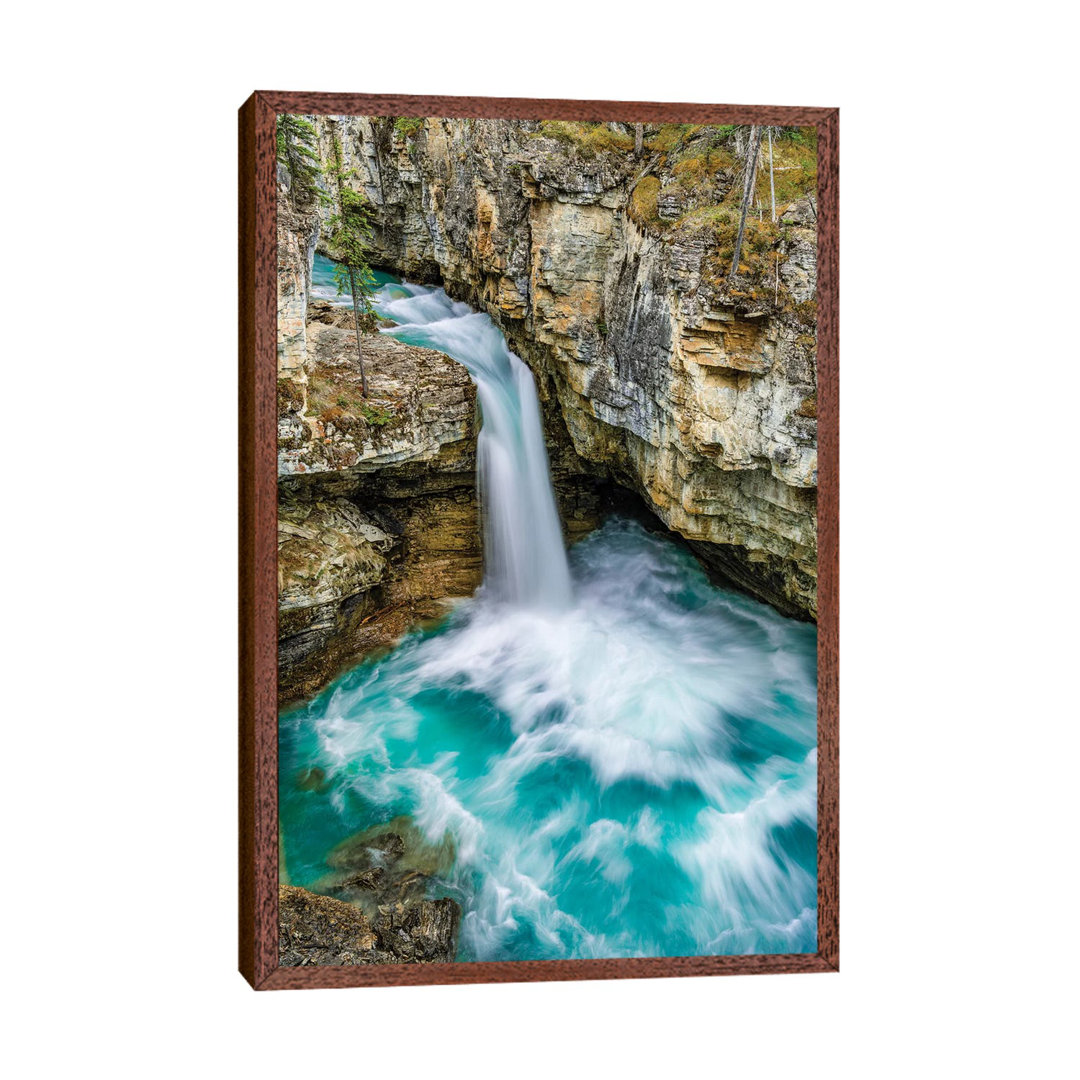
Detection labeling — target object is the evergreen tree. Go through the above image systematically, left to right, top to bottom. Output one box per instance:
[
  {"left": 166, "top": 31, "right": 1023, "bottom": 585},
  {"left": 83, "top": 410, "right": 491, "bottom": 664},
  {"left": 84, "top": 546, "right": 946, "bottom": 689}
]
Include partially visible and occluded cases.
[
  {"left": 275, "top": 114, "right": 323, "bottom": 206},
  {"left": 327, "top": 131, "right": 377, "bottom": 397}
]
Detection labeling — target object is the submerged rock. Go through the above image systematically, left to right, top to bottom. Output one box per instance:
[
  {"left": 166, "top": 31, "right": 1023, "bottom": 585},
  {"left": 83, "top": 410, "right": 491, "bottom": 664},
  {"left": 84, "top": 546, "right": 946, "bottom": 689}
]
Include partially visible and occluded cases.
[
  {"left": 293, "top": 766, "right": 329, "bottom": 793},
  {"left": 318, "top": 816, "right": 457, "bottom": 906},
  {"left": 278, "top": 884, "right": 459, "bottom": 966}
]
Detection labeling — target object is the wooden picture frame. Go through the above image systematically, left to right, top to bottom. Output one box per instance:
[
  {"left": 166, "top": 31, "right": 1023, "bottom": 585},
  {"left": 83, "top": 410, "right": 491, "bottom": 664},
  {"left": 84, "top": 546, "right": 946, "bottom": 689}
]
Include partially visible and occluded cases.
[{"left": 240, "top": 91, "right": 838, "bottom": 990}]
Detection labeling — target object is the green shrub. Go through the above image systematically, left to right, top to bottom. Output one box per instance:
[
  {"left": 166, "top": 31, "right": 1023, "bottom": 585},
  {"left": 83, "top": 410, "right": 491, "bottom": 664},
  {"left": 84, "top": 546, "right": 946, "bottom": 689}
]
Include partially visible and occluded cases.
[
  {"left": 393, "top": 117, "right": 424, "bottom": 139},
  {"left": 533, "top": 120, "right": 634, "bottom": 155},
  {"left": 629, "top": 176, "right": 661, "bottom": 226},
  {"left": 360, "top": 403, "right": 396, "bottom": 427}
]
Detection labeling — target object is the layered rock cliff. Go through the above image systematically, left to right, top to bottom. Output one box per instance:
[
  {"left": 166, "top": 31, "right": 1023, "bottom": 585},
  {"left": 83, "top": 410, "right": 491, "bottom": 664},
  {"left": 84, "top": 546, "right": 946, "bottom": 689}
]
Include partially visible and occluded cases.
[
  {"left": 299, "top": 117, "right": 819, "bottom": 618},
  {"left": 276, "top": 293, "right": 483, "bottom": 703}
]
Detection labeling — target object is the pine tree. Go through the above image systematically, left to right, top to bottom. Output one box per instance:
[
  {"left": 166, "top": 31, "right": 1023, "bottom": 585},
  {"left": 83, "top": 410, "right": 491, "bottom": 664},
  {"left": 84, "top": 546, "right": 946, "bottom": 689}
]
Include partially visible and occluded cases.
[
  {"left": 275, "top": 114, "right": 323, "bottom": 206},
  {"left": 326, "top": 131, "right": 377, "bottom": 397}
]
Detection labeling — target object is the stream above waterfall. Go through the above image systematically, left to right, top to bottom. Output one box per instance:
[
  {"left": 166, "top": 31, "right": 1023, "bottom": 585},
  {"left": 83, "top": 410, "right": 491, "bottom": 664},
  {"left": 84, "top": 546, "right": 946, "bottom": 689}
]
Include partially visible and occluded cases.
[{"left": 282, "top": 257, "right": 819, "bottom": 960}]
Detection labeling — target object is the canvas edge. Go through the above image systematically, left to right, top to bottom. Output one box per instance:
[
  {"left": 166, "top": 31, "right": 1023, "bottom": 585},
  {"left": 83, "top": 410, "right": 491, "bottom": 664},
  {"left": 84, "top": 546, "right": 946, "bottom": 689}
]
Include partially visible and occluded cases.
[
  {"left": 239, "top": 91, "right": 281, "bottom": 990},
  {"left": 257, "top": 91, "right": 834, "bottom": 127},
  {"left": 815, "top": 108, "right": 840, "bottom": 972},
  {"left": 254, "top": 951, "right": 836, "bottom": 992}
]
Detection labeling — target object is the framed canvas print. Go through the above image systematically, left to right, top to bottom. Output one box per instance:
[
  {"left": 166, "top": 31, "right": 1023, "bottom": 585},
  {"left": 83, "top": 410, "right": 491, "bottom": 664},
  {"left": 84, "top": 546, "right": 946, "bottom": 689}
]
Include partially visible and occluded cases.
[{"left": 239, "top": 92, "right": 837, "bottom": 990}]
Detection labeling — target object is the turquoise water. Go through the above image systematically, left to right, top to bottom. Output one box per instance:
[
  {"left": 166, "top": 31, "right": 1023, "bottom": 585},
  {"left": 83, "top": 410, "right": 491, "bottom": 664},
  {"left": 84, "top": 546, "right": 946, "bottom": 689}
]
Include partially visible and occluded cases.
[
  {"left": 311, "top": 252, "right": 399, "bottom": 302},
  {"left": 284, "top": 253, "right": 818, "bottom": 960},
  {"left": 280, "top": 520, "right": 818, "bottom": 960}
]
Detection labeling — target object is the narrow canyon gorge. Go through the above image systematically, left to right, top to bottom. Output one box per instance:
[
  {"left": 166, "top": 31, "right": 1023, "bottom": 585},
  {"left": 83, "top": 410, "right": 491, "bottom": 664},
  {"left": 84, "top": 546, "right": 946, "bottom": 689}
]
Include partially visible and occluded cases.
[{"left": 276, "top": 117, "right": 819, "bottom": 704}]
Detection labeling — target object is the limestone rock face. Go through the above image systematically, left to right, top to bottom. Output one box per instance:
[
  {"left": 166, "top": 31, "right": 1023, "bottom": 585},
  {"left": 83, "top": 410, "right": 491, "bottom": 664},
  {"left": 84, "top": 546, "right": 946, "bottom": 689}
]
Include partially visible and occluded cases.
[
  {"left": 296, "top": 117, "right": 819, "bottom": 618},
  {"left": 276, "top": 193, "right": 320, "bottom": 386},
  {"left": 277, "top": 462, "right": 483, "bottom": 705},
  {"left": 277, "top": 494, "right": 393, "bottom": 700}
]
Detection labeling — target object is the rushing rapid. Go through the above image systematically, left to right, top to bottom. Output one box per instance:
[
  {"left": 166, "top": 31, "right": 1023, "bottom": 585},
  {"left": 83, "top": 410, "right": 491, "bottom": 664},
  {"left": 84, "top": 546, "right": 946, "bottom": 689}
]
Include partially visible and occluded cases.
[{"left": 285, "top": 258, "right": 818, "bottom": 960}]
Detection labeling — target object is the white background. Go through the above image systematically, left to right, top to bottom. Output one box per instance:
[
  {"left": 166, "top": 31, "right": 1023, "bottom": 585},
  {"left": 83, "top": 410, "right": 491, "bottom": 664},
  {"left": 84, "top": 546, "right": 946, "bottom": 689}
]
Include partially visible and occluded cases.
[{"left": 3, "top": 2, "right": 1076, "bottom": 1076}]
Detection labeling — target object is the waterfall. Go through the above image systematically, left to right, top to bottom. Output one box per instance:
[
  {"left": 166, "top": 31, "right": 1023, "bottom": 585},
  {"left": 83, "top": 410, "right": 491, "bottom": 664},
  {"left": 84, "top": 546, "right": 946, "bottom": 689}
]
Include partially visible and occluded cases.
[
  {"left": 289, "top": 263, "right": 818, "bottom": 962},
  {"left": 375, "top": 281, "right": 573, "bottom": 609}
]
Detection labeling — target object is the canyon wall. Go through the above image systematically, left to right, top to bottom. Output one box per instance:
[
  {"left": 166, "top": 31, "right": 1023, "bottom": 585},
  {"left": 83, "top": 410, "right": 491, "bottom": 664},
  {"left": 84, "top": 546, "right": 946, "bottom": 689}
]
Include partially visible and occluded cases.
[
  {"left": 275, "top": 117, "right": 820, "bottom": 699},
  {"left": 302, "top": 117, "right": 819, "bottom": 618}
]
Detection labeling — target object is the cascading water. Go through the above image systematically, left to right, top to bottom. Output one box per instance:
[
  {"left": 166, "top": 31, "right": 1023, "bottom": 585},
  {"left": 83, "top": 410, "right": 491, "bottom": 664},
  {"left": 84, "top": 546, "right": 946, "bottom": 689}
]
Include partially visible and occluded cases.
[
  {"left": 284, "top": 257, "right": 819, "bottom": 960},
  {"left": 376, "top": 282, "right": 573, "bottom": 608}
]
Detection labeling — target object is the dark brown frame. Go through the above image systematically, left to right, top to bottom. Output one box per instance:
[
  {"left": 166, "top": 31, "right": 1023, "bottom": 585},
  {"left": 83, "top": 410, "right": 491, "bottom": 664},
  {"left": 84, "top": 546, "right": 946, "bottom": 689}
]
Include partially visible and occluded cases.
[{"left": 240, "top": 92, "right": 838, "bottom": 990}]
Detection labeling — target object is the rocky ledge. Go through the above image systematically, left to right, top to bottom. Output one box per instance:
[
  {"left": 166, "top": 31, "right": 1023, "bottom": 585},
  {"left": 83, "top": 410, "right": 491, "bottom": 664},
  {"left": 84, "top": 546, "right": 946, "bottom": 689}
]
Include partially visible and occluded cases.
[
  {"left": 278, "top": 300, "right": 477, "bottom": 478},
  {"left": 279, "top": 886, "right": 459, "bottom": 966}
]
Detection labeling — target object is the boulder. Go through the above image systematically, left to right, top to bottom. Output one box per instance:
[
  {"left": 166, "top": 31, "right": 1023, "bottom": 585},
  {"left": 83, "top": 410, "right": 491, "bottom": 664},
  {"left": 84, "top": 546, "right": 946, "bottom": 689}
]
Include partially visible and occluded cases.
[{"left": 278, "top": 884, "right": 459, "bottom": 966}]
